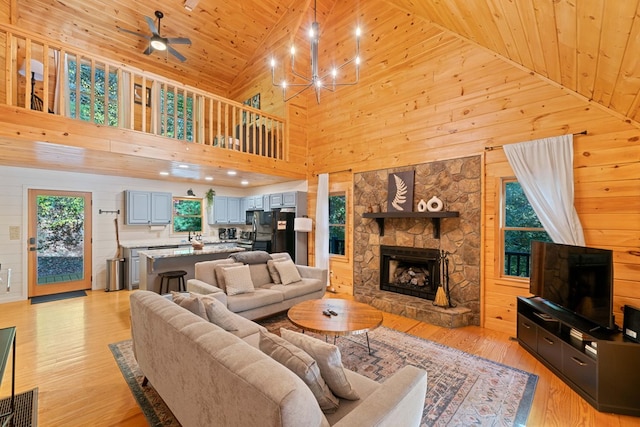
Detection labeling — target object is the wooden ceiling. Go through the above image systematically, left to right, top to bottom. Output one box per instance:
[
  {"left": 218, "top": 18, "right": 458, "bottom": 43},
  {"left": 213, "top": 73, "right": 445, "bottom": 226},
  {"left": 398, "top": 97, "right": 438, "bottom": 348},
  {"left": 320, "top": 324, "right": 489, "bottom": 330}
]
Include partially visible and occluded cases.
[{"left": 6, "top": 0, "right": 640, "bottom": 185}]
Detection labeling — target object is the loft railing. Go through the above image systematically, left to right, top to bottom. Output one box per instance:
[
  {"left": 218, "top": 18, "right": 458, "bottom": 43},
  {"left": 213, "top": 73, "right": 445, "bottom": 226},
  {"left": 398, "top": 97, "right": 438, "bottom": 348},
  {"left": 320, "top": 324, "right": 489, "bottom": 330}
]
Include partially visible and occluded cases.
[{"left": 1, "top": 24, "right": 287, "bottom": 160}]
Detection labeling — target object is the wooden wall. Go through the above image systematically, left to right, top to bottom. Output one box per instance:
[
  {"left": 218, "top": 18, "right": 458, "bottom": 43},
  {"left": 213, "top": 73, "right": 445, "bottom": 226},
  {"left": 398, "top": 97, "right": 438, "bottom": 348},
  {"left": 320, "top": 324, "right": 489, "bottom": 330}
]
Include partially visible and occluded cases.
[{"left": 299, "top": 1, "right": 640, "bottom": 333}]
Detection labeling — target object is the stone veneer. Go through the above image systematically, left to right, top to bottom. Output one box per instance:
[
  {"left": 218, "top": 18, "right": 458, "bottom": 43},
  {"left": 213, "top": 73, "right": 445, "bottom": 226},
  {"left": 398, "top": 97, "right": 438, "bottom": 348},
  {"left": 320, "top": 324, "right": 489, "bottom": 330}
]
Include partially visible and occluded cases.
[{"left": 353, "top": 156, "right": 481, "bottom": 327}]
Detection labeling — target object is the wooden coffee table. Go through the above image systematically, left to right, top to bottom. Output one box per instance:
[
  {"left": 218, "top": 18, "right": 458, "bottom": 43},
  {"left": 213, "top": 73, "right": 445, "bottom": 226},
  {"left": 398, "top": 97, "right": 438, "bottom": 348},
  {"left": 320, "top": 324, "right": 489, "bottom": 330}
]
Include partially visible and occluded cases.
[{"left": 287, "top": 299, "right": 383, "bottom": 354}]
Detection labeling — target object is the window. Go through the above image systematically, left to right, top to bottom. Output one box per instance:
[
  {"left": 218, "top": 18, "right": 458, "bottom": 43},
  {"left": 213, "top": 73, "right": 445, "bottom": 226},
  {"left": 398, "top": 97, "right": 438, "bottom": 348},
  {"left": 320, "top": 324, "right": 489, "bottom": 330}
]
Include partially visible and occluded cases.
[
  {"left": 67, "top": 59, "right": 119, "bottom": 126},
  {"left": 160, "top": 88, "right": 194, "bottom": 141},
  {"left": 502, "top": 179, "right": 551, "bottom": 277},
  {"left": 329, "top": 193, "right": 346, "bottom": 256},
  {"left": 172, "top": 197, "right": 203, "bottom": 233}
]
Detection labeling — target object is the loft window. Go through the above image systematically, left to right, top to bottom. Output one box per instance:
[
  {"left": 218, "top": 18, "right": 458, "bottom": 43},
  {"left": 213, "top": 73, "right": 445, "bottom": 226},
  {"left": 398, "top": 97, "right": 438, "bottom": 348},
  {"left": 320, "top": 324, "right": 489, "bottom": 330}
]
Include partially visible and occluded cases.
[
  {"left": 67, "top": 58, "right": 119, "bottom": 126},
  {"left": 160, "top": 87, "right": 194, "bottom": 141},
  {"left": 502, "top": 179, "right": 552, "bottom": 277},
  {"left": 329, "top": 193, "right": 346, "bottom": 256},
  {"left": 173, "top": 197, "right": 203, "bottom": 233}
]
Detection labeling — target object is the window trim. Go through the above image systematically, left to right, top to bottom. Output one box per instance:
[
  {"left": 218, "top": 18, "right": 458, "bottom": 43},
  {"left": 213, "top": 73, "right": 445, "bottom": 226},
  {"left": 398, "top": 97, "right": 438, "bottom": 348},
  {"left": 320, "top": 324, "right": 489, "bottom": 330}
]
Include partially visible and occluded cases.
[
  {"left": 328, "top": 191, "right": 347, "bottom": 258},
  {"left": 172, "top": 196, "right": 204, "bottom": 234}
]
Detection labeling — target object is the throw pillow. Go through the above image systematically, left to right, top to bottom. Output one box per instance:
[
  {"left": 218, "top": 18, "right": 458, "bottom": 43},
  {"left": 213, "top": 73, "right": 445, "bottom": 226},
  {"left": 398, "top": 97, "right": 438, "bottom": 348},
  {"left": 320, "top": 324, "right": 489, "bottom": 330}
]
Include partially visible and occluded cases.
[
  {"left": 266, "top": 259, "right": 282, "bottom": 284},
  {"left": 273, "top": 259, "right": 302, "bottom": 285},
  {"left": 214, "top": 262, "right": 244, "bottom": 292},
  {"left": 223, "top": 264, "right": 255, "bottom": 296},
  {"left": 171, "top": 292, "right": 207, "bottom": 319},
  {"left": 193, "top": 293, "right": 239, "bottom": 331},
  {"left": 280, "top": 328, "right": 360, "bottom": 400},
  {"left": 259, "top": 330, "right": 339, "bottom": 413}
]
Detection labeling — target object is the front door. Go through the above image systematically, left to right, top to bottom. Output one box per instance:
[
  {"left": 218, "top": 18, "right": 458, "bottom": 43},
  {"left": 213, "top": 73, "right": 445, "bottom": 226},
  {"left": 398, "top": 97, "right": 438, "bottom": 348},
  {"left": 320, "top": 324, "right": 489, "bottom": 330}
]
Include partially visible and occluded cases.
[{"left": 28, "top": 189, "right": 92, "bottom": 297}]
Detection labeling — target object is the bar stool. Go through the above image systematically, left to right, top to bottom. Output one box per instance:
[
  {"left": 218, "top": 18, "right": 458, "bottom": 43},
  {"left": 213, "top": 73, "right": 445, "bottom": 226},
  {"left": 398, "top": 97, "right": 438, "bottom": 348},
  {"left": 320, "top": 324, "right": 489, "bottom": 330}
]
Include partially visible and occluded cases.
[{"left": 158, "top": 270, "right": 187, "bottom": 294}]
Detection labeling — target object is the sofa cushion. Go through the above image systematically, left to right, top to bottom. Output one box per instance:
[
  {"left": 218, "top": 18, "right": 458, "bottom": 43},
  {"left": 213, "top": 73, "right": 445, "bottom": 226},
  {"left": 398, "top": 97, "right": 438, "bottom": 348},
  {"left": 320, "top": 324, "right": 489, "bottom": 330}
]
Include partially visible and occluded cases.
[
  {"left": 229, "top": 250, "right": 272, "bottom": 264},
  {"left": 194, "top": 258, "right": 236, "bottom": 288},
  {"left": 266, "top": 259, "right": 283, "bottom": 284},
  {"left": 273, "top": 259, "right": 302, "bottom": 285},
  {"left": 214, "top": 262, "right": 244, "bottom": 292},
  {"left": 249, "top": 263, "right": 273, "bottom": 287},
  {"left": 221, "top": 264, "right": 254, "bottom": 296},
  {"left": 262, "top": 278, "right": 324, "bottom": 300},
  {"left": 226, "top": 289, "right": 284, "bottom": 313},
  {"left": 171, "top": 291, "right": 207, "bottom": 319},
  {"left": 195, "top": 293, "right": 239, "bottom": 331},
  {"left": 280, "top": 328, "right": 360, "bottom": 400},
  {"left": 259, "top": 330, "right": 339, "bottom": 414}
]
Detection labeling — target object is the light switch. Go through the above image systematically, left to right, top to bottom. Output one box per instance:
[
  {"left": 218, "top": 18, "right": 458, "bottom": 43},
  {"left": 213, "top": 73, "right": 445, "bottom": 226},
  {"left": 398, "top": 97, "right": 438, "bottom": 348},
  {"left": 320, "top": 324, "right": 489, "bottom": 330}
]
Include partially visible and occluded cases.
[{"left": 9, "top": 226, "right": 20, "bottom": 240}]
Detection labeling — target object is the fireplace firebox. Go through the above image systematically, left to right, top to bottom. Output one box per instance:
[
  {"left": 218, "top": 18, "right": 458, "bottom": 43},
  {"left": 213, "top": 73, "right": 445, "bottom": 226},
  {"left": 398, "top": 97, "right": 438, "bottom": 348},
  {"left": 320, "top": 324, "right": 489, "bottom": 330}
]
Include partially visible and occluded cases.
[{"left": 380, "top": 245, "right": 440, "bottom": 300}]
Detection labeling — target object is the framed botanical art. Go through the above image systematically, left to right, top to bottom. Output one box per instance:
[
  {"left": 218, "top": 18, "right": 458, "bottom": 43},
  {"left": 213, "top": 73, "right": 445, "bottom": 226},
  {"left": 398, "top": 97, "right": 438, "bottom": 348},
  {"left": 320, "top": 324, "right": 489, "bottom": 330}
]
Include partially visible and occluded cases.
[{"left": 387, "top": 171, "right": 414, "bottom": 212}]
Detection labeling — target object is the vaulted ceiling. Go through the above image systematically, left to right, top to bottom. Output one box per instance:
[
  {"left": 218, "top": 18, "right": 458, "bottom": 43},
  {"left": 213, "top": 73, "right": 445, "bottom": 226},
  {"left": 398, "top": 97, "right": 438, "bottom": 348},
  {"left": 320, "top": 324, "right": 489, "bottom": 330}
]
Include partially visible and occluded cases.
[{"left": 13, "top": 0, "right": 640, "bottom": 124}]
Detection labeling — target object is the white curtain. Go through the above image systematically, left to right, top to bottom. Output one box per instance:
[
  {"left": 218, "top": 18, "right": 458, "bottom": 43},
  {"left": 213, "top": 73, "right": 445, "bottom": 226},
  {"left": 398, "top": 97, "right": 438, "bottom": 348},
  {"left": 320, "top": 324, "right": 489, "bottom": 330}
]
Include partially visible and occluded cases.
[
  {"left": 52, "top": 51, "right": 70, "bottom": 117},
  {"left": 503, "top": 134, "right": 585, "bottom": 246},
  {"left": 315, "top": 173, "right": 330, "bottom": 285}
]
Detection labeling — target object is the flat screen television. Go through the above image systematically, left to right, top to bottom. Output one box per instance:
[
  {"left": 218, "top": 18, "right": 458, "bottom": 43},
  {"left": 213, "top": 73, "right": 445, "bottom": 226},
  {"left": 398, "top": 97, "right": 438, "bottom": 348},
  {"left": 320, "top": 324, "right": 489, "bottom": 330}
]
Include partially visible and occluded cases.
[{"left": 529, "top": 240, "right": 615, "bottom": 331}]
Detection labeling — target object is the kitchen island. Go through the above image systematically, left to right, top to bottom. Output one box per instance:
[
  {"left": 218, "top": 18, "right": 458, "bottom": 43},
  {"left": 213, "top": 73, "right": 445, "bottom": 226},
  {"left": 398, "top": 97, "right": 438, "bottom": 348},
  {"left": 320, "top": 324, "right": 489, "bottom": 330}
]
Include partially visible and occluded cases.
[{"left": 138, "top": 243, "right": 244, "bottom": 293}]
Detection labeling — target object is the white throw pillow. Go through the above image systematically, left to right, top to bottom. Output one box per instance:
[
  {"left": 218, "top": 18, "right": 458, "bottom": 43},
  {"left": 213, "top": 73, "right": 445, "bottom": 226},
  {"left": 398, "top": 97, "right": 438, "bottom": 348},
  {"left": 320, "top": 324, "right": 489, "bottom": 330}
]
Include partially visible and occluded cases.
[
  {"left": 266, "top": 259, "right": 282, "bottom": 284},
  {"left": 273, "top": 259, "right": 302, "bottom": 285},
  {"left": 214, "top": 262, "right": 244, "bottom": 292},
  {"left": 223, "top": 264, "right": 255, "bottom": 296},
  {"left": 170, "top": 291, "right": 207, "bottom": 319},
  {"left": 193, "top": 293, "right": 239, "bottom": 331},
  {"left": 280, "top": 328, "right": 360, "bottom": 400},
  {"left": 259, "top": 330, "right": 339, "bottom": 413}
]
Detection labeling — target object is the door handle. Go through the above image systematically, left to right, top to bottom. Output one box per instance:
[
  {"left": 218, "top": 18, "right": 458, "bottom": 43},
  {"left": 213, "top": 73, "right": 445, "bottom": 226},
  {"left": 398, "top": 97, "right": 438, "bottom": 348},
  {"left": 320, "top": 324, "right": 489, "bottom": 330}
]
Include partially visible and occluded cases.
[{"left": 29, "top": 237, "right": 36, "bottom": 244}]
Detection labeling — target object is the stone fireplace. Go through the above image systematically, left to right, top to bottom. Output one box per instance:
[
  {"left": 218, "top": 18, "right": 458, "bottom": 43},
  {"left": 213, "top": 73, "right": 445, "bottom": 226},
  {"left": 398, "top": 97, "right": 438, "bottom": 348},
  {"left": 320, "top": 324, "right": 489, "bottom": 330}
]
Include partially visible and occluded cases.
[
  {"left": 353, "top": 156, "right": 481, "bottom": 327},
  {"left": 380, "top": 245, "right": 440, "bottom": 301}
]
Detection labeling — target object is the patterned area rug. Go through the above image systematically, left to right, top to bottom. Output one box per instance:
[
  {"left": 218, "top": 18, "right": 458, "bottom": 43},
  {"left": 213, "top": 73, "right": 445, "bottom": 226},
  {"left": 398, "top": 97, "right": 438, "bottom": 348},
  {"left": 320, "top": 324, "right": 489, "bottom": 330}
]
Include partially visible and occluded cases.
[{"left": 110, "top": 316, "right": 537, "bottom": 426}]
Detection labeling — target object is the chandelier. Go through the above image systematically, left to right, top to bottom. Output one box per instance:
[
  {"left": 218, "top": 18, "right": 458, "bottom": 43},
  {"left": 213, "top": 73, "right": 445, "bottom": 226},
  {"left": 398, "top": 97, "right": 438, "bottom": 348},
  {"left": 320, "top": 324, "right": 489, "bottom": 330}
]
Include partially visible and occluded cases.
[{"left": 270, "top": 0, "right": 361, "bottom": 103}]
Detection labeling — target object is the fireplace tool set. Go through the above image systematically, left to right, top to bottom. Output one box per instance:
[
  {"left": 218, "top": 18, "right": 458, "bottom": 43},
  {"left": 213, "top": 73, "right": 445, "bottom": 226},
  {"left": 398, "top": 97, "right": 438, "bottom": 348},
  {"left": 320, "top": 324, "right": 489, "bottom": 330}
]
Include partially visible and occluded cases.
[{"left": 434, "top": 250, "right": 455, "bottom": 308}]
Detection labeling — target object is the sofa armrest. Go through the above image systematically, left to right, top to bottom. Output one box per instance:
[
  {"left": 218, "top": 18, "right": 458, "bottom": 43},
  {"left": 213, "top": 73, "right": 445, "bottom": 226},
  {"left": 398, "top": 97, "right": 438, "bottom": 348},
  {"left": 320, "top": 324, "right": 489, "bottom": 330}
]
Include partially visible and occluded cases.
[
  {"left": 297, "top": 265, "right": 328, "bottom": 284},
  {"left": 186, "top": 279, "right": 228, "bottom": 305},
  {"left": 333, "top": 365, "right": 427, "bottom": 427}
]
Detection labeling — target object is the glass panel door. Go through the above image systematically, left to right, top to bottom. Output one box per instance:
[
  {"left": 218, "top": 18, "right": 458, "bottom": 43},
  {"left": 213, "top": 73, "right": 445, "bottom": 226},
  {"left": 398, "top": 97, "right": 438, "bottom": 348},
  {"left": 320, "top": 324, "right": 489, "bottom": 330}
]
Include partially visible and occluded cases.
[{"left": 28, "top": 190, "right": 92, "bottom": 297}]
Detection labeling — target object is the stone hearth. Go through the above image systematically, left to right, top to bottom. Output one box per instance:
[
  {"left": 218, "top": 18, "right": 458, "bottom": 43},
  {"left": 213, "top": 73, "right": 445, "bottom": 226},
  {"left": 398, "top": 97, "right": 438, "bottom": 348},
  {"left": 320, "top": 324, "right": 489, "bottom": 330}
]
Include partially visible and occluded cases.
[{"left": 353, "top": 156, "right": 481, "bottom": 327}]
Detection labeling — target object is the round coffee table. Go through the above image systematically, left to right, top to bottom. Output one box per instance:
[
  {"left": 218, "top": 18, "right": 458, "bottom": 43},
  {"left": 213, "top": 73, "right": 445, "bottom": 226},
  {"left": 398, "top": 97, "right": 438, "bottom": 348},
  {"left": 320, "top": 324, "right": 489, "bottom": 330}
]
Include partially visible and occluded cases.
[{"left": 287, "top": 299, "right": 383, "bottom": 354}]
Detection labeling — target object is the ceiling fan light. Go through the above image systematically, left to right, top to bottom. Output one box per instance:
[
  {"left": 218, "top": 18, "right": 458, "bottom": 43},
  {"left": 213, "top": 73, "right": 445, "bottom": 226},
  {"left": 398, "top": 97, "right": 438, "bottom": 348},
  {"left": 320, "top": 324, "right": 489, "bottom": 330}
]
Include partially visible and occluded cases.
[{"left": 150, "top": 36, "right": 167, "bottom": 51}]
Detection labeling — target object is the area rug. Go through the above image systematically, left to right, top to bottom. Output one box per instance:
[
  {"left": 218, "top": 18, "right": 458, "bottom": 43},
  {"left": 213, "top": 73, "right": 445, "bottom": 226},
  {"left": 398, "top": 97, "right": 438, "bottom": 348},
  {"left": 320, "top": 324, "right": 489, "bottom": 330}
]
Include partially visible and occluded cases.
[
  {"left": 30, "top": 290, "right": 87, "bottom": 304},
  {"left": 110, "top": 320, "right": 537, "bottom": 426},
  {"left": 0, "top": 388, "right": 38, "bottom": 427}
]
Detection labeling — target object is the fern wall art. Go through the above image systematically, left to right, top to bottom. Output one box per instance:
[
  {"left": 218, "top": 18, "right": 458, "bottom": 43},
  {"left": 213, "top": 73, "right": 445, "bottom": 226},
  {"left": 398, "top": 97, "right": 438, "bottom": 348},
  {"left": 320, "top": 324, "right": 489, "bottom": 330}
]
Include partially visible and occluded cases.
[{"left": 387, "top": 171, "right": 414, "bottom": 212}]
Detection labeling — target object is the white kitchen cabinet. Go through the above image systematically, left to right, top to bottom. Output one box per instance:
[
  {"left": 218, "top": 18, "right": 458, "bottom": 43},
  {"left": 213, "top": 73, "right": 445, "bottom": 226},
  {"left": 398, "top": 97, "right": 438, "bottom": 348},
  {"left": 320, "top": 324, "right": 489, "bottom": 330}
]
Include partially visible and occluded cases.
[
  {"left": 125, "top": 190, "right": 172, "bottom": 225},
  {"left": 269, "top": 191, "right": 298, "bottom": 209},
  {"left": 227, "top": 197, "right": 241, "bottom": 223}
]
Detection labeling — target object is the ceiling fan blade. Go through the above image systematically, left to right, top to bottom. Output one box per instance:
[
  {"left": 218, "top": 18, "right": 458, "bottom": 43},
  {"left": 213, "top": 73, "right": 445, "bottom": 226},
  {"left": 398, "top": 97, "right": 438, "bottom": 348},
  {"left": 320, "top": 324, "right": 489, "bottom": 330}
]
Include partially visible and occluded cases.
[
  {"left": 144, "top": 15, "right": 160, "bottom": 36},
  {"left": 117, "top": 27, "right": 151, "bottom": 40},
  {"left": 166, "top": 37, "right": 191, "bottom": 45},
  {"left": 167, "top": 45, "right": 187, "bottom": 62}
]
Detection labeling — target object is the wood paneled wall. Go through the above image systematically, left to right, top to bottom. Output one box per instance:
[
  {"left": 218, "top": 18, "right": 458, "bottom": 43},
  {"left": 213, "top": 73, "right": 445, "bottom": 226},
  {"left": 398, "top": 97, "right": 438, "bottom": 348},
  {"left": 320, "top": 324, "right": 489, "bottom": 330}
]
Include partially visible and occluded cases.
[{"left": 297, "top": 1, "right": 640, "bottom": 333}]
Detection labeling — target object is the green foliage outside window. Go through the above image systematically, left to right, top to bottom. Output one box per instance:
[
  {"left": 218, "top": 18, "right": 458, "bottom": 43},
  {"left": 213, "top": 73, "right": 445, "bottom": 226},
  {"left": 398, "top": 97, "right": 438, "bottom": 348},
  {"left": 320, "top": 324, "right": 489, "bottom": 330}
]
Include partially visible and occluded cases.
[
  {"left": 67, "top": 59, "right": 119, "bottom": 126},
  {"left": 161, "top": 89, "right": 194, "bottom": 141},
  {"left": 503, "top": 180, "right": 551, "bottom": 277},
  {"left": 329, "top": 194, "right": 346, "bottom": 256},
  {"left": 37, "top": 195, "right": 85, "bottom": 254},
  {"left": 173, "top": 197, "right": 202, "bottom": 233}
]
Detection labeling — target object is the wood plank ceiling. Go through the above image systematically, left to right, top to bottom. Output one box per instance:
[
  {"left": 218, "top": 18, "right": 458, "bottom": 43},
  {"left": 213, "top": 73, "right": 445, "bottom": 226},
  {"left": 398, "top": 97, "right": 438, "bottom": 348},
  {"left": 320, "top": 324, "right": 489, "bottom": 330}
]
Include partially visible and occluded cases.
[{"left": 6, "top": 0, "right": 640, "bottom": 185}]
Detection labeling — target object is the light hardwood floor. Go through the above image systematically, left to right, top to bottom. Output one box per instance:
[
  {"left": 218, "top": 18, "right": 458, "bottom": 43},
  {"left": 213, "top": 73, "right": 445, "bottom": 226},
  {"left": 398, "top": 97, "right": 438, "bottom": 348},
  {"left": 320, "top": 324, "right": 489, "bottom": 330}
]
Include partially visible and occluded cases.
[{"left": 0, "top": 290, "right": 638, "bottom": 426}]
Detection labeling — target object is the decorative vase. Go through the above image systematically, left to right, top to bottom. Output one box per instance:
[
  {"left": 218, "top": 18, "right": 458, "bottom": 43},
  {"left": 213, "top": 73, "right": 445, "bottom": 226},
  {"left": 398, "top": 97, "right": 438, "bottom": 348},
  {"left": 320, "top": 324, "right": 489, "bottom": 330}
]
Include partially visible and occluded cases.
[
  {"left": 426, "top": 196, "right": 443, "bottom": 212},
  {"left": 417, "top": 199, "right": 427, "bottom": 212}
]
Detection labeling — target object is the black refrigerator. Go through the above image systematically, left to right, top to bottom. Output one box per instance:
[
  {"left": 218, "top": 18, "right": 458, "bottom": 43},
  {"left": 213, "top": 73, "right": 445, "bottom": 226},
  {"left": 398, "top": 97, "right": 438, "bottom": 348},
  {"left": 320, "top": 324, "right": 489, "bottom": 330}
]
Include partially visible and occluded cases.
[{"left": 252, "top": 210, "right": 296, "bottom": 259}]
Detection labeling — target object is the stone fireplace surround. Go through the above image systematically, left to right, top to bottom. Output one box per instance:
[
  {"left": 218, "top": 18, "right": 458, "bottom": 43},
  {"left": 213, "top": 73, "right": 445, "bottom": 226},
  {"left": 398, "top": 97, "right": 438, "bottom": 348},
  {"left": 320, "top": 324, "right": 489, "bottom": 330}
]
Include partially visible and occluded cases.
[{"left": 353, "top": 156, "right": 481, "bottom": 327}]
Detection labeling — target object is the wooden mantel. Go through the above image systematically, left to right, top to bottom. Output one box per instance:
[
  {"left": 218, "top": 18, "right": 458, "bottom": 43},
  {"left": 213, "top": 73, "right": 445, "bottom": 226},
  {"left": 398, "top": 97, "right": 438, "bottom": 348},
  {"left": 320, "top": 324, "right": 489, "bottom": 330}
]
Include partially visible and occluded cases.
[{"left": 362, "top": 211, "right": 460, "bottom": 238}]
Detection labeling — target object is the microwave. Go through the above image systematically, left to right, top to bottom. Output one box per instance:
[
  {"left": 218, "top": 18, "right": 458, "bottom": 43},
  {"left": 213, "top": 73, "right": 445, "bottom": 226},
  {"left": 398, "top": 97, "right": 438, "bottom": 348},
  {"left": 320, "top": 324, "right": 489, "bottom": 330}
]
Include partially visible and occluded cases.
[{"left": 245, "top": 209, "right": 262, "bottom": 225}]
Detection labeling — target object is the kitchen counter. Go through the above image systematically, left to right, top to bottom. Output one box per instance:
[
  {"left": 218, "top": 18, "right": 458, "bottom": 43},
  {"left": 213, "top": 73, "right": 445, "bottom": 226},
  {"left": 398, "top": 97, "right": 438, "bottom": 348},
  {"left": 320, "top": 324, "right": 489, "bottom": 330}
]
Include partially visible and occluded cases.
[{"left": 138, "top": 244, "right": 245, "bottom": 293}]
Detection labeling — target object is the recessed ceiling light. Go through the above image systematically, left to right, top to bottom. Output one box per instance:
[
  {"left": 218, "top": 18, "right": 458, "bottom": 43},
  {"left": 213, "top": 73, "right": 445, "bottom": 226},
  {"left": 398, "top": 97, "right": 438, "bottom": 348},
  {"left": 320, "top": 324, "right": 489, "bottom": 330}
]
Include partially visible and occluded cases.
[
  {"left": 178, "top": 164, "right": 189, "bottom": 169},
  {"left": 227, "top": 170, "right": 237, "bottom": 176},
  {"left": 159, "top": 171, "right": 170, "bottom": 176},
  {"left": 205, "top": 176, "right": 214, "bottom": 181},
  {"left": 241, "top": 180, "right": 249, "bottom": 186}
]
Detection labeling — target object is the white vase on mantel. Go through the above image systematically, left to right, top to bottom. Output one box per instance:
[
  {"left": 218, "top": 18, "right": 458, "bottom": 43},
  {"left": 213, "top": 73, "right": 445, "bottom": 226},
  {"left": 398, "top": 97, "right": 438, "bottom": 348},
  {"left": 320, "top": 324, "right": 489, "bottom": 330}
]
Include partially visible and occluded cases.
[
  {"left": 426, "top": 196, "right": 444, "bottom": 212},
  {"left": 417, "top": 199, "right": 427, "bottom": 212}
]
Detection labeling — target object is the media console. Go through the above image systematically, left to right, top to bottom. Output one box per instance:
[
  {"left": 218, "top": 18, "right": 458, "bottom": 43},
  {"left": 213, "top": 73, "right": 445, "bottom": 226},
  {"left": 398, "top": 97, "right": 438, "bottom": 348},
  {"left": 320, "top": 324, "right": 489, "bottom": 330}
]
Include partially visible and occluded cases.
[{"left": 517, "top": 296, "right": 640, "bottom": 416}]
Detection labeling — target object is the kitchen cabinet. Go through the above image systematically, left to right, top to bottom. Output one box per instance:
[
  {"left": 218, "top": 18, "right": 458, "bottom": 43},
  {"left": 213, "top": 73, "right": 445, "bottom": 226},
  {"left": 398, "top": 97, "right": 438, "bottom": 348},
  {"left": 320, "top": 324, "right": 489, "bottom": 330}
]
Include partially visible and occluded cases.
[
  {"left": 125, "top": 190, "right": 172, "bottom": 225},
  {"left": 269, "top": 191, "right": 298, "bottom": 208},
  {"left": 211, "top": 196, "right": 243, "bottom": 224}
]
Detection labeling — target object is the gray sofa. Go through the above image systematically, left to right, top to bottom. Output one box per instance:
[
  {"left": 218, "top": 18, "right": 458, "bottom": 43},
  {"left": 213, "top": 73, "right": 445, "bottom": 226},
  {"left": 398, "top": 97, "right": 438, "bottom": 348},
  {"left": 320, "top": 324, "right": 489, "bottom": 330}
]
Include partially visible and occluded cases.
[
  {"left": 186, "top": 251, "right": 327, "bottom": 320},
  {"left": 130, "top": 290, "right": 428, "bottom": 427}
]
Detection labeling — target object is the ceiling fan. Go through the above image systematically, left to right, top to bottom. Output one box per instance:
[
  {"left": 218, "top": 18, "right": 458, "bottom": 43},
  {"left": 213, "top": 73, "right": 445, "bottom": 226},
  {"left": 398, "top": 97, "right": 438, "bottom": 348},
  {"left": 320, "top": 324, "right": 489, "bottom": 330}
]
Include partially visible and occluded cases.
[{"left": 118, "top": 10, "right": 191, "bottom": 62}]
